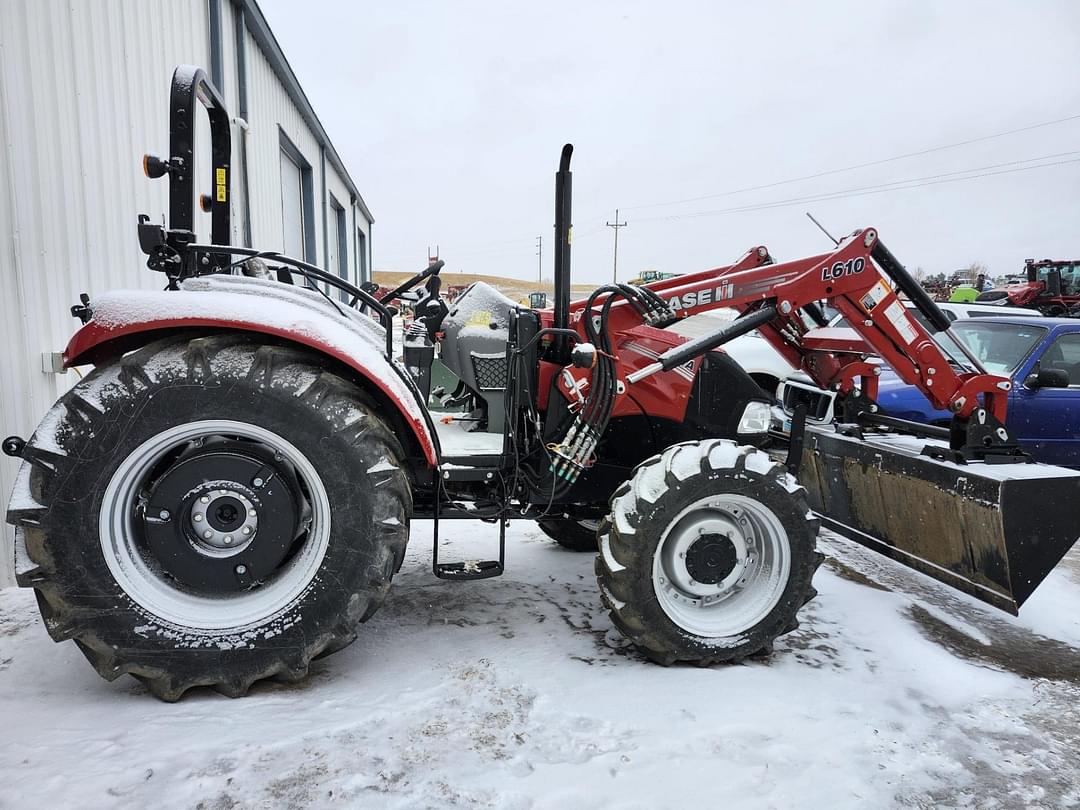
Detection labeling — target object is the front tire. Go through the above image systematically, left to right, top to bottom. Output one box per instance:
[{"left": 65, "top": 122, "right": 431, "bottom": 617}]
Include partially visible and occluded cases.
[
  {"left": 8, "top": 334, "right": 412, "bottom": 700},
  {"left": 597, "top": 440, "right": 821, "bottom": 665}
]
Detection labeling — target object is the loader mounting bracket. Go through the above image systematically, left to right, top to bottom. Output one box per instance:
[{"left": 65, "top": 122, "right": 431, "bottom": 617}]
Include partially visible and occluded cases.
[{"left": 933, "top": 408, "right": 1033, "bottom": 465}]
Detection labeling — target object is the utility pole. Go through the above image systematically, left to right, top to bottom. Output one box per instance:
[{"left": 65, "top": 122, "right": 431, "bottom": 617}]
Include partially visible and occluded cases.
[
  {"left": 606, "top": 209, "right": 627, "bottom": 283},
  {"left": 535, "top": 235, "right": 542, "bottom": 288}
]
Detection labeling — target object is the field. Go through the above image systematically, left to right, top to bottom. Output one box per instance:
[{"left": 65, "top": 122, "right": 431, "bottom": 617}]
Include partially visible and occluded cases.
[{"left": 374, "top": 270, "right": 599, "bottom": 304}]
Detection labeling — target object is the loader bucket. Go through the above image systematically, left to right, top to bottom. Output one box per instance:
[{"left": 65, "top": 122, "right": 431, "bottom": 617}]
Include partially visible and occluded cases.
[{"left": 797, "top": 426, "right": 1080, "bottom": 614}]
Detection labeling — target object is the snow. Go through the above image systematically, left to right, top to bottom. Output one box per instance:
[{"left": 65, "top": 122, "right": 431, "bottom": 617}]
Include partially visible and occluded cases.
[
  {"left": 448, "top": 282, "right": 515, "bottom": 331},
  {"left": 435, "top": 420, "right": 504, "bottom": 456},
  {"left": 831, "top": 430, "right": 1080, "bottom": 482},
  {"left": 6, "top": 464, "right": 42, "bottom": 512},
  {"left": 1, "top": 523, "right": 1078, "bottom": 808}
]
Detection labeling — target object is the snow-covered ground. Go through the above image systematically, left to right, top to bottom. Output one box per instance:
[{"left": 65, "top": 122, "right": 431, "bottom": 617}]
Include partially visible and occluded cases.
[{"left": 1, "top": 525, "right": 1078, "bottom": 809}]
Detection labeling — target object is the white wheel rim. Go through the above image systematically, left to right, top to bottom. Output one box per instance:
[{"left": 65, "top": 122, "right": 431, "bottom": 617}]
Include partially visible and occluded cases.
[
  {"left": 99, "top": 420, "right": 331, "bottom": 632},
  {"left": 651, "top": 493, "right": 791, "bottom": 638}
]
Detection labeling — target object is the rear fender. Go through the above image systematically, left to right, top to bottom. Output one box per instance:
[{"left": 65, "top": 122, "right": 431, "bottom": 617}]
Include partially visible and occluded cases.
[{"left": 64, "top": 275, "right": 438, "bottom": 466}]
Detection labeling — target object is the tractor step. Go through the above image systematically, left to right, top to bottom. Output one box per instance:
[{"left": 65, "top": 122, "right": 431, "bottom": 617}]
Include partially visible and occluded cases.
[
  {"left": 797, "top": 424, "right": 1080, "bottom": 613},
  {"left": 431, "top": 498, "right": 507, "bottom": 581},
  {"left": 433, "top": 559, "right": 504, "bottom": 581}
]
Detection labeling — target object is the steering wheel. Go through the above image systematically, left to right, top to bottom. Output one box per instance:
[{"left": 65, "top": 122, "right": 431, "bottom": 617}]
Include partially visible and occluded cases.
[
  {"left": 379, "top": 260, "right": 445, "bottom": 306},
  {"left": 381, "top": 260, "right": 449, "bottom": 340}
]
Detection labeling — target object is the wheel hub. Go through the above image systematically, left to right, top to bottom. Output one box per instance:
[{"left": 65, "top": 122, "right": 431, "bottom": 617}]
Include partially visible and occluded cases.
[
  {"left": 141, "top": 440, "right": 308, "bottom": 593},
  {"left": 189, "top": 488, "right": 258, "bottom": 553},
  {"left": 650, "top": 493, "right": 792, "bottom": 637},
  {"left": 685, "top": 533, "right": 738, "bottom": 585}
]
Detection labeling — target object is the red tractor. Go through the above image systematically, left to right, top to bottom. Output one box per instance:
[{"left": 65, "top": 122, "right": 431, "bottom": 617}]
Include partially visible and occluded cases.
[
  {"left": 5, "top": 67, "right": 1079, "bottom": 700},
  {"left": 976, "top": 258, "right": 1080, "bottom": 316}
]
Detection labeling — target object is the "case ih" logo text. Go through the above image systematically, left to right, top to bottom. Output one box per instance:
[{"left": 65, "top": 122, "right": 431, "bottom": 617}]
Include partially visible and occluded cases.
[{"left": 667, "top": 282, "right": 734, "bottom": 311}]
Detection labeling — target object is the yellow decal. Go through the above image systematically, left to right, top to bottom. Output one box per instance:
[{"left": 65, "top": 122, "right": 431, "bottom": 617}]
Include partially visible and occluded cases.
[
  {"left": 215, "top": 167, "right": 227, "bottom": 202},
  {"left": 466, "top": 310, "right": 492, "bottom": 327}
]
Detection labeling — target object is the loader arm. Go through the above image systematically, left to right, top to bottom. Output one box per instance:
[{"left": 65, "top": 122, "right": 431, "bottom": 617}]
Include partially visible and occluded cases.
[{"left": 624, "top": 227, "right": 1017, "bottom": 458}]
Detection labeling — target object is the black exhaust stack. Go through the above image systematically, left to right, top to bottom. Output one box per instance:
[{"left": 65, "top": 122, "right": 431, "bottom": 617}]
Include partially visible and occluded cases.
[{"left": 552, "top": 144, "right": 573, "bottom": 363}]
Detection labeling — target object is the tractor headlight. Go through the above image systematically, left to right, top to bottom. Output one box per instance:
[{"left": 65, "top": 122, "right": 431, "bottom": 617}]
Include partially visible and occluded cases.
[{"left": 736, "top": 400, "right": 772, "bottom": 434}]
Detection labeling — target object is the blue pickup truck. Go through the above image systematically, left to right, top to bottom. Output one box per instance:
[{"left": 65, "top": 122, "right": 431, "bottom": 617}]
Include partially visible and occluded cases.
[{"left": 875, "top": 317, "right": 1080, "bottom": 468}]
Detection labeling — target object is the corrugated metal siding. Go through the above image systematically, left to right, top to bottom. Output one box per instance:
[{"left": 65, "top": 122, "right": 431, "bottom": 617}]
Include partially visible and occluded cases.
[
  {"left": 0, "top": 0, "right": 211, "bottom": 586},
  {"left": 0, "top": 1, "right": 373, "bottom": 587},
  {"left": 243, "top": 25, "right": 323, "bottom": 262},
  {"left": 324, "top": 169, "right": 356, "bottom": 282}
]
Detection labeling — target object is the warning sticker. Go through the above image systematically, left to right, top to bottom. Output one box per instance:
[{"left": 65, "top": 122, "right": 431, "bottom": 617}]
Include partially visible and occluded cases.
[
  {"left": 215, "top": 167, "right": 227, "bottom": 202},
  {"left": 859, "top": 278, "right": 891, "bottom": 313},
  {"left": 885, "top": 300, "right": 918, "bottom": 344}
]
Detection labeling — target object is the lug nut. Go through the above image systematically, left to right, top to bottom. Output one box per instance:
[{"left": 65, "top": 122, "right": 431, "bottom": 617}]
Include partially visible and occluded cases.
[
  {"left": 252, "top": 477, "right": 264, "bottom": 487},
  {"left": 200, "top": 496, "right": 210, "bottom": 504},
  {"left": 248, "top": 508, "right": 257, "bottom": 517},
  {"left": 158, "top": 509, "right": 170, "bottom": 520},
  {"left": 193, "top": 514, "right": 203, "bottom": 522},
  {"left": 242, "top": 526, "right": 252, "bottom": 535},
  {"left": 203, "top": 530, "right": 213, "bottom": 539},
  {"left": 224, "top": 536, "right": 233, "bottom": 545},
  {"left": 235, "top": 565, "right": 248, "bottom": 575}
]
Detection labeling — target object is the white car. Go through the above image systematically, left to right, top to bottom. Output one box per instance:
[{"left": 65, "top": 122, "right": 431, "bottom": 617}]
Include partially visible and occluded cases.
[
  {"left": 773, "top": 301, "right": 1043, "bottom": 434},
  {"left": 673, "top": 302, "right": 1041, "bottom": 404},
  {"left": 666, "top": 310, "right": 792, "bottom": 398}
]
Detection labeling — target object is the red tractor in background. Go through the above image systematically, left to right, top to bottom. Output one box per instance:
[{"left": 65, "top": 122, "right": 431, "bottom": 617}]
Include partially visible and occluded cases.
[
  {"left": 5, "top": 66, "right": 1080, "bottom": 701},
  {"left": 977, "top": 257, "right": 1080, "bottom": 316}
]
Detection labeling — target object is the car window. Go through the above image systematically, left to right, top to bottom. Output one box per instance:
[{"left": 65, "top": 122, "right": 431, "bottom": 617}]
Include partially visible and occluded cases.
[
  {"left": 949, "top": 322, "right": 1049, "bottom": 374},
  {"left": 1040, "top": 333, "right": 1080, "bottom": 386}
]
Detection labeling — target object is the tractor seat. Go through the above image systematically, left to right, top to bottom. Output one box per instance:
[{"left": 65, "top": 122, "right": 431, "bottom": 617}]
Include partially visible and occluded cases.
[{"left": 436, "top": 282, "right": 518, "bottom": 432}]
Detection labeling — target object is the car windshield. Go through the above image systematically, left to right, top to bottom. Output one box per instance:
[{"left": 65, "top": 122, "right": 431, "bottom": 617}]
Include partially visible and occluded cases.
[
  {"left": 826, "top": 308, "right": 1044, "bottom": 372},
  {"left": 949, "top": 321, "right": 1048, "bottom": 374}
]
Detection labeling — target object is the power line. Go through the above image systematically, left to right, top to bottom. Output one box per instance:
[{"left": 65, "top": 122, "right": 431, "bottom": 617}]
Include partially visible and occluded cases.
[
  {"left": 621, "top": 112, "right": 1080, "bottom": 212},
  {"left": 633, "top": 154, "right": 1080, "bottom": 224}
]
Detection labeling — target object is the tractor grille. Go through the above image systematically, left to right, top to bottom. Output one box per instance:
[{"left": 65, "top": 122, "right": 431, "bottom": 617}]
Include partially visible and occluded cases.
[
  {"left": 471, "top": 353, "right": 508, "bottom": 390},
  {"left": 782, "top": 379, "right": 834, "bottom": 422}
]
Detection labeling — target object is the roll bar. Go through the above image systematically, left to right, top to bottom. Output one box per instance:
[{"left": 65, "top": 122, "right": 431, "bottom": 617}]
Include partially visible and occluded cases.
[{"left": 143, "top": 66, "right": 232, "bottom": 269}]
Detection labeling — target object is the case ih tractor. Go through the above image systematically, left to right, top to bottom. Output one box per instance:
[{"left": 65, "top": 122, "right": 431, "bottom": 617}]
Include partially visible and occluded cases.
[
  {"left": 5, "top": 67, "right": 1080, "bottom": 700},
  {"left": 976, "top": 257, "right": 1080, "bottom": 316}
]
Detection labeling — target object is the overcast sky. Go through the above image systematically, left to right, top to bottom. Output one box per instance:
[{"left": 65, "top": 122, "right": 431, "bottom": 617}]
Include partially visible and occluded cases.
[{"left": 259, "top": 0, "right": 1080, "bottom": 284}]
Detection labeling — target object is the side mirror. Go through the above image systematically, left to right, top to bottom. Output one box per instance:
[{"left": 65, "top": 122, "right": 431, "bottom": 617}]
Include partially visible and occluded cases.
[{"left": 1025, "top": 367, "right": 1070, "bottom": 389}]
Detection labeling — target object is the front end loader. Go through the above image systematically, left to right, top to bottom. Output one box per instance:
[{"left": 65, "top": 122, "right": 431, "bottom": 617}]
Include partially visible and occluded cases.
[{"left": 4, "top": 66, "right": 1078, "bottom": 699}]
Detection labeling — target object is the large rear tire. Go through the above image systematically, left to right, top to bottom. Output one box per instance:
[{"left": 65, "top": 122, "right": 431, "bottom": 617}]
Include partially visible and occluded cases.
[
  {"left": 7, "top": 334, "right": 411, "bottom": 700},
  {"left": 596, "top": 440, "right": 821, "bottom": 665}
]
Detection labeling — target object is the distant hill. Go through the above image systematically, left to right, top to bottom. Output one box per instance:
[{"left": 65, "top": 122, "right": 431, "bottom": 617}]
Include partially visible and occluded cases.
[{"left": 373, "top": 270, "right": 597, "bottom": 303}]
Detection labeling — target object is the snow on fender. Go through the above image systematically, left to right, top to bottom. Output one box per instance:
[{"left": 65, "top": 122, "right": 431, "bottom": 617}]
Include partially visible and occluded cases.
[{"left": 63, "top": 274, "right": 438, "bottom": 466}]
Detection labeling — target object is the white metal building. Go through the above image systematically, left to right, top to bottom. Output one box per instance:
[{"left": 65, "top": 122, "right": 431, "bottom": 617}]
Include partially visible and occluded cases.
[{"left": 0, "top": 0, "right": 374, "bottom": 585}]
